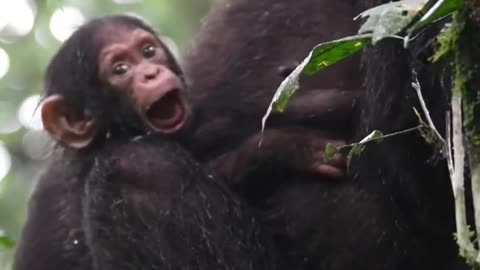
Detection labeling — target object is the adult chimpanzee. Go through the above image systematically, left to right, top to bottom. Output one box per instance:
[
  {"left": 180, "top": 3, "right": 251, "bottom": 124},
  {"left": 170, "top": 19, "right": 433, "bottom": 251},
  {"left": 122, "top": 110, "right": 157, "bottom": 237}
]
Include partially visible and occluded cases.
[
  {"left": 181, "top": 0, "right": 469, "bottom": 270},
  {"left": 183, "top": 0, "right": 363, "bottom": 160},
  {"left": 181, "top": 1, "right": 368, "bottom": 270},
  {"left": 13, "top": 14, "right": 354, "bottom": 270}
]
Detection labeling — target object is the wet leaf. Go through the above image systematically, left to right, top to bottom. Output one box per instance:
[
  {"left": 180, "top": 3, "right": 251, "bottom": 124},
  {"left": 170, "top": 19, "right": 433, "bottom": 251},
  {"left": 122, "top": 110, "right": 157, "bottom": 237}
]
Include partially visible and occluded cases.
[
  {"left": 357, "top": 0, "right": 427, "bottom": 44},
  {"left": 407, "top": 0, "right": 463, "bottom": 38},
  {"left": 262, "top": 35, "right": 371, "bottom": 129},
  {"left": 302, "top": 35, "right": 371, "bottom": 75},
  {"left": 261, "top": 52, "right": 309, "bottom": 131},
  {"left": 325, "top": 143, "right": 339, "bottom": 162},
  {"left": 347, "top": 144, "right": 366, "bottom": 168}
]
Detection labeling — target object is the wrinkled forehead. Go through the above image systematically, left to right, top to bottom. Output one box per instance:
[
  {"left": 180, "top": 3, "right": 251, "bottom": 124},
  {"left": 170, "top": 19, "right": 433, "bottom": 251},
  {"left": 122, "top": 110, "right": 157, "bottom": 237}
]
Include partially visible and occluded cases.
[
  {"left": 94, "top": 24, "right": 169, "bottom": 69},
  {"left": 96, "top": 24, "right": 158, "bottom": 50}
]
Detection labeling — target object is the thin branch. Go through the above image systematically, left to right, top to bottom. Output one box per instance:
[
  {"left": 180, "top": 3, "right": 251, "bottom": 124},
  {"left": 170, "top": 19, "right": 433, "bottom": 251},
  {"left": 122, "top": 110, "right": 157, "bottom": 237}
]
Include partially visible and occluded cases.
[
  {"left": 411, "top": 70, "right": 446, "bottom": 145},
  {"left": 450, "top": 93, "right": 476, "bottom": 257},
  {"left": 446, "top": 112, "right": 455, "bottom": 178},
  {"left": 339, "top": 126, "right": 422, "bottom": 150},
  {"left": 467, "top": 128, "right": 480, "bottom": 258},
  {"left": 472, "top": 162, "right": 480, "bottom": 263}
]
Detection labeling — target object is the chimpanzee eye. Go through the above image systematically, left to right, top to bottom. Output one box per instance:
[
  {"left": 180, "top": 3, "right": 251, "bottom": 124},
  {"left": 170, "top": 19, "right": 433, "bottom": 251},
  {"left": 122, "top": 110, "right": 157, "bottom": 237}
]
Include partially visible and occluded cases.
[
  {"left": 143, "top": 44, "right": 156, "bottom": 58},
  {"left": 112, "top": 63, "right": 129, "bottom": 75}
]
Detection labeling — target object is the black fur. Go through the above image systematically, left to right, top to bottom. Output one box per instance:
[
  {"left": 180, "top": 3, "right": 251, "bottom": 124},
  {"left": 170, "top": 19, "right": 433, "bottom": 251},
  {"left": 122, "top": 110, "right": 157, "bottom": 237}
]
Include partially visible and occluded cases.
[
  {"left": 16, "top": 0, "right": 464, "bottom": 269},
  {"left": 182, "top": 0, "right": 469, "bottom": 270},
  {"left": 183, "top": 0, "right": 362, "bottom": 160},
  {"left": 182, "top": 1, "right": 365, "bottom": 270},
  {"left": 350, "top": 1, "right": 464, "bottom": 268},
  {"left": 14, "top": 10, "right": 354, "bottom": 270},
  {"left": 14, "top": 15, "right": 273, "bottom": 270},
  {"left": 84, "top": 136, "right": 272, "bottom": 270},
  {"left": 13, "top": 153, "right": 91, "bottom": 270}
]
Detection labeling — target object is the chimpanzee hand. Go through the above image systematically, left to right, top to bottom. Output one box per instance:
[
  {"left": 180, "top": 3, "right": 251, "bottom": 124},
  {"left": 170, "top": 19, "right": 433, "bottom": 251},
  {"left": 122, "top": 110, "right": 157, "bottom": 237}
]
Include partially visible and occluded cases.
[{"left": 208, "top": 127, "right": 347, "bottom": 187}]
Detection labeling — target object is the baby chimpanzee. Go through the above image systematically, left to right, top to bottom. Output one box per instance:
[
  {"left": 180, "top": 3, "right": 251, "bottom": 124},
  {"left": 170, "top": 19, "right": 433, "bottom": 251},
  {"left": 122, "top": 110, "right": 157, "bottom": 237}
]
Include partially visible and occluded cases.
[{"left": 14, "top": 15, "right": 349, "bottom": 270}]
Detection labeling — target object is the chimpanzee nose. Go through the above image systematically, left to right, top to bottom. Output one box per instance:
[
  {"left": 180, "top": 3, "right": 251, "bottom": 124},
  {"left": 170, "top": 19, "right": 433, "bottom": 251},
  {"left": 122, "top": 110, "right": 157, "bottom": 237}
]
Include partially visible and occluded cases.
[{"left": 144, "top": 65, "right": 160, "bottom": 81}]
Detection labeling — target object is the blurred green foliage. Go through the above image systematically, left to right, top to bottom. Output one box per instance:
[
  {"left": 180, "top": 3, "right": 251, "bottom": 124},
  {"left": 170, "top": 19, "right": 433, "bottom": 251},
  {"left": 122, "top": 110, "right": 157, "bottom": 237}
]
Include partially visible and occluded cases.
[{"left": 0, "top": 0, "right": 212, "bottom": 268}]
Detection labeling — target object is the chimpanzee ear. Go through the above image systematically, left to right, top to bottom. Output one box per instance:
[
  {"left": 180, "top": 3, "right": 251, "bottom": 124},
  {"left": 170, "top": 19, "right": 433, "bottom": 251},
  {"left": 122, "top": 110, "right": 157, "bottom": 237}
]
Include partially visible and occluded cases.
[{"left": 41, "top": 95, "right": 97, "bottom": 149}]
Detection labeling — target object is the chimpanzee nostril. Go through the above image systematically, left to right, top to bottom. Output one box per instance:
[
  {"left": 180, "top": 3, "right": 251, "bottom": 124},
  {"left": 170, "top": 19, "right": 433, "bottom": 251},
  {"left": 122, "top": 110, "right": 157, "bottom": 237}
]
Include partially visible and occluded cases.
[
  {"left": 144, "top": 66, "right": 160, "bottom": 80},
  {"left": 145, "top": 73, "right": 155, "bottom": 80}
]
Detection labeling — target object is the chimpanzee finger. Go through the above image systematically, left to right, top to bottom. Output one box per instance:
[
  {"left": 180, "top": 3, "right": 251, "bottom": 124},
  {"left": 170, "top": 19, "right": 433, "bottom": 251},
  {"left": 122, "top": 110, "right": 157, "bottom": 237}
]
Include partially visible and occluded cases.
[
  {"left": 310, "top": 151, "right": 347, "bottom": 179},
  {"left": 325, "top": 153, "right": 347, "bottom": 169},
  {"left": 314, "top": 163, "right": 345, "bottom": 179}
]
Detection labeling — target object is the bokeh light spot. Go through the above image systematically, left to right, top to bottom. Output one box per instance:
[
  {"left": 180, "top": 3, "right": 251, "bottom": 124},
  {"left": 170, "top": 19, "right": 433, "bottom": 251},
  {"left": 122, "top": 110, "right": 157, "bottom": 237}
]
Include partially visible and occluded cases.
[
  {"left": 0, "top": 0, "right": 36, "bottom": 36},
  {"left": 112, "top": 0, "right": 142, "bottom": 4},
  {"left": 50, "top": 6, "right": 85, "bottom": 42},
  {"left": 34, "top": 25, "right": 52, "bottom": 49},
  {"left": 0, "top": 47, "right": 10, "bottom": 79},
  {"left": 18, "top": 95, "right": 43, "bottom": 131},
  {"left": 0, "top": 101, "right": 21, "bottom": 134},
  {"left": 22, "top": 130, "right": 51, "bottom": 160},
  {"left": 0, "top": 142, "right": 12, "bottom": 183}
]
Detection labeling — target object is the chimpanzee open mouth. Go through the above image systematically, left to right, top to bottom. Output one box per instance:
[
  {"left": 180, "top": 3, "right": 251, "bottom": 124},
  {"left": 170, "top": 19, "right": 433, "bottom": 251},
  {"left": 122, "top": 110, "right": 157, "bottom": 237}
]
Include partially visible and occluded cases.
[{"left": 145, "top": 89, "right": 186, "bottom": 133}]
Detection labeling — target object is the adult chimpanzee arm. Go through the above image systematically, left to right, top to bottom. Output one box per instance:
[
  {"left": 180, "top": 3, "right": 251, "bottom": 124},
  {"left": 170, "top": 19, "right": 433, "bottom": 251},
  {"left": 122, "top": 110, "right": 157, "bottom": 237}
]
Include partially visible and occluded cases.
[
  {"left": 186, "top": 87, "right": 357, "bottom": 164},
  {"left": 267, "top": 89, "right": 357, "bottom": 131},
  {"left": 208, "top": 127, "right": 346, "bottom": 190},
  {"left": 83, "top": 136, "right": 273, "bottom": 270}
]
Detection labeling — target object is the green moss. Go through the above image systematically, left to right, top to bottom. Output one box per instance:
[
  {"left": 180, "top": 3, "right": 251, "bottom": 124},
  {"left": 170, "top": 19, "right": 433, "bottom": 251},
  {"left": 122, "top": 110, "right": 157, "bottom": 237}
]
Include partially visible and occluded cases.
[
  {"left": 454, "top": 10, "right": 480, "bottom": 149},
  {"left": 431, "top": 15, "right": 464, "bottom": 62},
  {"left": 453, "top": 55, "right": 471, "bottom": 94}
]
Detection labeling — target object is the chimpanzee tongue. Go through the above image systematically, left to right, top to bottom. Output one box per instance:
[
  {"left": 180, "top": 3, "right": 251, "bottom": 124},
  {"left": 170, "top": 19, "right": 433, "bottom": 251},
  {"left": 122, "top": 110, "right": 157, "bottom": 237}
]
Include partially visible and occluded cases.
[{"left": 146, "top": 91, "right": 185, "bottom": 132}]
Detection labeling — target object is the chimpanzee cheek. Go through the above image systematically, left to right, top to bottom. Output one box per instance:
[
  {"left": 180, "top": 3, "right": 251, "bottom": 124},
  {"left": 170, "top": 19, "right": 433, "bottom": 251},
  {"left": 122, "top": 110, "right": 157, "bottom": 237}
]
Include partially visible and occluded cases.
[{"left": 109, "top": 76, "right": 132, "bottom": 93}]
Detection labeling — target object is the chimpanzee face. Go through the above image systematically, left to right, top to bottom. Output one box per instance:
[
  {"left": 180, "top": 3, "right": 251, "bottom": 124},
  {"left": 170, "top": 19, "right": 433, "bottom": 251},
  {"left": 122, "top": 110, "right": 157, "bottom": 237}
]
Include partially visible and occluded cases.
[
  {"left": 41, "top": 25, "right": 189, "bottom": 150},
  {"left": 97, "top": 27, "right": 187, "bottom": 135}
]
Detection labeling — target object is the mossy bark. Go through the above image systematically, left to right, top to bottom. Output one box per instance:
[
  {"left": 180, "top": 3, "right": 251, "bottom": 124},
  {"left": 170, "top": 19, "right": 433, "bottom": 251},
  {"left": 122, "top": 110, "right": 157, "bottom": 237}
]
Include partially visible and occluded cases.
[{"left": 455, "top": 1, "right": 480, "bottom": 267}]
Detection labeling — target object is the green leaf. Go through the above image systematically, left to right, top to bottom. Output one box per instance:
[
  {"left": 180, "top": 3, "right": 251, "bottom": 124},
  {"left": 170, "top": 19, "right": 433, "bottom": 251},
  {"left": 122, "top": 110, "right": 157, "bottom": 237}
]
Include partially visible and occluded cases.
[
  {"left": 357, "top": 0, "right": 427, "bottom": 44},
  {"left": 406, "top": 0, "right": 464, "bottom": 38},
  {"left": 430, "top": 21, "right": 462, "bottom": 62},
  {"left": 269, "top": 33, "right": 370, "bottom": 111},
  {"left": 261, "top": 35, "right": 371, "bottom": 130},
  {"left": 303, "top": 35, "right": 371, "bottom": 75},
  {"left": 261, "top": 52, "right": 310, "bottom": 131},
  {"left": 272, "top": 77, "right": 300, "bottom": 113},
  {"left": 325, "top": 143, "right": 339, "bottom": 162},
  {"left": 347, "top": 144, "right": 366, "bottom": 168},
  {"left": 0, "top": 235, "right": 15, "bottom": 249}
]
